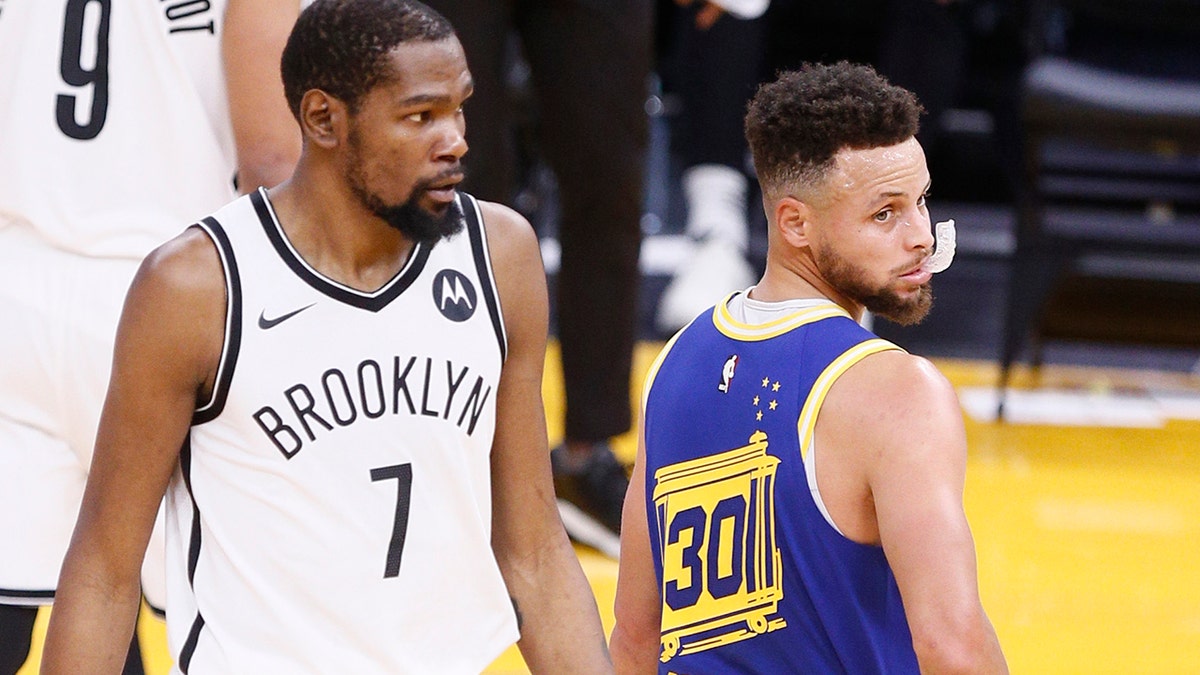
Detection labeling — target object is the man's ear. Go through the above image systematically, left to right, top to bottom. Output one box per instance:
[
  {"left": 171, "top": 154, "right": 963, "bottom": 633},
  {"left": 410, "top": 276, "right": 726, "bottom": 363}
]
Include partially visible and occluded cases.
[
  {"left": 298, "top": 90, "right": 345, "bottom": 149},
  {"left": 774, "top": 196, "right": 811, "bottom": 249}
]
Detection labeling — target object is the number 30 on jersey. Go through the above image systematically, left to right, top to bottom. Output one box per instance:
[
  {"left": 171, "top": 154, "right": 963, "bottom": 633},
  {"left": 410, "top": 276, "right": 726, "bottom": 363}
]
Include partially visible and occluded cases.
[{"left": 652, "top": 431, "right": 788, "bottom": 661}]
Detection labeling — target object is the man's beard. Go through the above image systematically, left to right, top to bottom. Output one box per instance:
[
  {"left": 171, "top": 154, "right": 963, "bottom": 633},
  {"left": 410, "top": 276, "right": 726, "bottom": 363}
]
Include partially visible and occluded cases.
[
  {"left": 347, "top": 131, "right": 464, "bottom": 245},
  {"left": 354, "top": 179, "right": 465, "bottom": 244},
  {"left": 814, "top": 245, "right": 933, "bottom": 326}
]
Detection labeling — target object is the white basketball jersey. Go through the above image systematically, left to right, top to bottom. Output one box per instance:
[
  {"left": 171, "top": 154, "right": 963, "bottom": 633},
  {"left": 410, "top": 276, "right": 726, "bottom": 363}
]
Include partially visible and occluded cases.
[
  {"left": 0, "top": 0, "right": 236, "bottom": 259},
  {"left": 165, "top": 191, "right": 519, "bottom": 673}
]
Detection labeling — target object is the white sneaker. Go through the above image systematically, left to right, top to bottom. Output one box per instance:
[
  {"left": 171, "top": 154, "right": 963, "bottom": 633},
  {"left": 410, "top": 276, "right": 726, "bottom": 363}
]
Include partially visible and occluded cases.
[
  {"left": 680, "top": 164, "right": 750, "bottom": 249},
  {"left": 656, "top": 237, "right": 756, "bottom": 334}
]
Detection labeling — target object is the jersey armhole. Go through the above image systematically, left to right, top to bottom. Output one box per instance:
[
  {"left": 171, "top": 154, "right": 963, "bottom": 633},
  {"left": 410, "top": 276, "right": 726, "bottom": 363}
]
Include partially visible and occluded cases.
[
  {"left": 460, "top": 194, "right": 508, "bottom": 362},
  {"left": 192, "top": 217, "right": 242, "bottom": 425},
  {"left": 639, "top": 320, "right": 693, "bottom": 414},
  {"left": 797, "top": 338, "right": 901, "bottom": 539}
]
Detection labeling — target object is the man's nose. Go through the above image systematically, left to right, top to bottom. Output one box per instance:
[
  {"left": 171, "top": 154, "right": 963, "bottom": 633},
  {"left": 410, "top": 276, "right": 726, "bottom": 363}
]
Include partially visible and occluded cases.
[{"left": 436, "top": 120, "right": 468, "bottom": 161}]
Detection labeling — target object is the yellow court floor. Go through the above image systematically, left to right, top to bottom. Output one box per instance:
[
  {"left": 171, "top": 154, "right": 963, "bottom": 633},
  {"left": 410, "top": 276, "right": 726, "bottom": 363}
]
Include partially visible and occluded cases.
[{"left": 20, "top": 343, "right": 1200, "bottom": 674}]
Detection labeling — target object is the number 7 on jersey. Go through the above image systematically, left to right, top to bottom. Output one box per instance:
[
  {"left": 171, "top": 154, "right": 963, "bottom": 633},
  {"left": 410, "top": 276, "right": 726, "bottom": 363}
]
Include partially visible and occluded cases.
[{"left": 371, "top": 463, "right": 413, "bottom": 578}]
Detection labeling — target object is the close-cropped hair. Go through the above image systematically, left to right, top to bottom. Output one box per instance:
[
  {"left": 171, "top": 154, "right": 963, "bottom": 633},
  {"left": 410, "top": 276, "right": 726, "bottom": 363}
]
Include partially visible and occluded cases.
[
  {"left": 281, "top": 0, "right": 455, "bottom": 118},
  {"left": 744, "top": 61, "right": 923, "bottom": 196}
]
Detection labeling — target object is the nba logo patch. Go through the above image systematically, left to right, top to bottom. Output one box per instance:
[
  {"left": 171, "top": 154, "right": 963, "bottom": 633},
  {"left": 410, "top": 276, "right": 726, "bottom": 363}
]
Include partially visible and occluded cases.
[
  {"left": 432, "top": 269, "right": 477, "bottom": 322},
  {"left": 718, "top": 354, "right": 738, "bottom": 393}
]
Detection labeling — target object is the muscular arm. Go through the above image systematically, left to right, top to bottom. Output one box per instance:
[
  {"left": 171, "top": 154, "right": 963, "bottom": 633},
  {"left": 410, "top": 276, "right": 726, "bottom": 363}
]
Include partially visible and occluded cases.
[
  {"left": 223, "top": 0, "right": 301, "bottom": 193},
  {"left": 482, "top": 202, "right": 611, "bottom": 673},
  {"left": 41, "top": 230, "right": 226, "bottom": 674},
  {"left": 822, "top": 352, "right": 1007, "bottom": 674},
  {"left": 611, "top": 432, "right": 661, "bottom": 674}
]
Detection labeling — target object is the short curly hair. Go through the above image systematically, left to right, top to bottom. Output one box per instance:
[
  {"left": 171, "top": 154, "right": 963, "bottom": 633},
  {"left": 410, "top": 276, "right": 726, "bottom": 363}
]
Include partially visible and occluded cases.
[
  {"left": 281, "top": 0, "right": 455, "bottom": 118},
  {"left": 745, "top": 61, "right": 923, "bottom": 198}
]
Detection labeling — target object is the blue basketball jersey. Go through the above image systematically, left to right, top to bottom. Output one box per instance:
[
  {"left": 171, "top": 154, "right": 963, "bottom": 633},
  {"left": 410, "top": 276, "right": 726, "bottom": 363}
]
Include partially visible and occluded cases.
[{"left": 641, "top": 293, "right": 920, "bottom": 673}]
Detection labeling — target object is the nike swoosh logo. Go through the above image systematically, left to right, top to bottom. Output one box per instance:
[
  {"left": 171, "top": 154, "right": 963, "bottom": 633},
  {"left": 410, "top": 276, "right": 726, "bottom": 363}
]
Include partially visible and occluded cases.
[{"left": 258, "top": 303, "right": 315, "bottom": 330}]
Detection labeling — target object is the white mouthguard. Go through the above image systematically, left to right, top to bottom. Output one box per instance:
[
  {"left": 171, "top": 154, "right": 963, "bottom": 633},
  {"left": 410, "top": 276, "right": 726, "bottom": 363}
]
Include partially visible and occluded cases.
[{"left": 923, "top": 219, "right": 956, "bottom": 274}]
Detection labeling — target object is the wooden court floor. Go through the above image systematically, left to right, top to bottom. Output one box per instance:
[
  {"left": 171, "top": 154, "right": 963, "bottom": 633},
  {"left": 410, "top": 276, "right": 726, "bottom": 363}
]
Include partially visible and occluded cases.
[{"left": 19, "top": 342, "right": 1200, "bottom": 673}]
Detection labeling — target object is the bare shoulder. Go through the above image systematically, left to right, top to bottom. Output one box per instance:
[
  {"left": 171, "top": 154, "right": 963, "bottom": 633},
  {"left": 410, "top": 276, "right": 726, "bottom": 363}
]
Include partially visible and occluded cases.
[
  {"left": 475, "top": 199, "right": 547, "bottom": 319},
  {"left": 476, "top": 199, "right": 541, "bottom": 266},
  {"left": 135, "top": 225, "right": 225, "bottom": 300},
  {"left": 123, "top": 226, "right": 228, "bottom": 385},
  {"left": 824, "top": 349, "right": 964, "bottom": 453},
  {"left": 850, "top": 350, "right": 957, "bottom": 412}
]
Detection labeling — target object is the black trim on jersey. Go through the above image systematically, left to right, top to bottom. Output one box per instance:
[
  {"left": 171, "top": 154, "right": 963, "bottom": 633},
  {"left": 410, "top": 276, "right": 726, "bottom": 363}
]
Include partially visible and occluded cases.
[
  {"left": 250, "top": 188, "right": 433, "bottom": 312},
  {"left": 462, "top": 194, "right": 507, "bottom": 362},
  {"left": 193, "top": 218, "right": 243, "bottom": 425},
  {"left": 178, "top": 433, "right": 207, "bottom": 672},
  {"left": 181, "top": 435, "right": 202, "bottom": 585},
  {"left": 0, "top": 587, "right": 55, "bottom": 601},
  {"left": 145, "top": 597, "right": 166, "bottom": 619},
  {"left": 179, "top": 613, "right": 206, "bottom": 674}
]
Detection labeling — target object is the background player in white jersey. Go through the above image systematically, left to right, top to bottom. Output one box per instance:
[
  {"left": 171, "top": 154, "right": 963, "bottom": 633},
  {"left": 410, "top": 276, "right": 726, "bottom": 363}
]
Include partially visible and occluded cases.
[
  {"left": 0, "top": 0, "right": 300, "bottom": 671},
  {"left": 42, "top": 0, "right": 610, "bottom": 672},
  {"left": 611, "top": 62, "right": 1008, "bottom": 673}
]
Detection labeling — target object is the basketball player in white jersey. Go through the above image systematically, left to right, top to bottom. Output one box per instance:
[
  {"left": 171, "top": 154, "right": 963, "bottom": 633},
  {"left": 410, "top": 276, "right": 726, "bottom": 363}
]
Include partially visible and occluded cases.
[
  {"left": 0, "top": 0, "right": 301, "bottom": 671},
  {"left": 42, "top": 1, "right": 610, "bottom": 672}
]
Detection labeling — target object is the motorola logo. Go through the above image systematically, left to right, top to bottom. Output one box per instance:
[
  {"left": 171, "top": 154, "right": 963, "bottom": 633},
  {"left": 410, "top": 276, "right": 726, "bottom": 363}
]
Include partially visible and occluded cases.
[{"left": 432, "top": 269, "right": 477, "bottom": 322}]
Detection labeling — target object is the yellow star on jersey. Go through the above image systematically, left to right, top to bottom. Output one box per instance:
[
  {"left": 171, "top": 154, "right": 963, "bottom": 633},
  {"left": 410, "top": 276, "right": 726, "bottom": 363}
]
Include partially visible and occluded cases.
[
  {"left": 761, "top": 376, "right": 770, "bottom": 387},
  {"left": 772, "top": 381, "right": 781, "bottom": 392},
  {"left": 753, "top": 395, "right": 760, "bottom": 406},
  {"left": 769, "top": 399, "right": 778, "bottom": 410},
  {"left": 756, "top": 410, "right": 763, "bottom": 421}
]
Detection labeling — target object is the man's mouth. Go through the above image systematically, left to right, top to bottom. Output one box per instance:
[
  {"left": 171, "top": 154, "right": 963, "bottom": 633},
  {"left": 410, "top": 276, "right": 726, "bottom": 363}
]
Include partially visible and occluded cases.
[
  {"left": 423, "top": 174, "right": 464, "bottom": 205},
  {"left": 898, "top": 260, "right": 932, "bottom": 286}
]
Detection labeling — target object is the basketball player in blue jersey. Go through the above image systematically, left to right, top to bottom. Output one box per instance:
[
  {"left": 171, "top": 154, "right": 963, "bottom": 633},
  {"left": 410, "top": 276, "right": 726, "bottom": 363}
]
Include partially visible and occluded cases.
[
  {"left": 43, "top": 1, "right": 609, "bottom": 672},
  {"left": 611, "top": 61, "right": 1008, "bottom": 673}
]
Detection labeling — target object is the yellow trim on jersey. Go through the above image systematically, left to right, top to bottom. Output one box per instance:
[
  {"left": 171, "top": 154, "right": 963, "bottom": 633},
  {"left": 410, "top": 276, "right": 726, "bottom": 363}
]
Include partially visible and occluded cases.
[
  {"left": 713, "top": 292, "right": 852, "bottom": 342},
  {"left": 641, "top": 321, "right": 691, "bottom": 412},
  {"left": 796, "top": 339, "right": 903, "bottom": 459}
]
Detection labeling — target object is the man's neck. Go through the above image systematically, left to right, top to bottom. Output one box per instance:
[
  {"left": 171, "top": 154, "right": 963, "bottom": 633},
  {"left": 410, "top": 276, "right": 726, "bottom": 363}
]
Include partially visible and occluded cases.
[
  {"left": 265, "top": 172, "right": 417, "bottom": 293},
  {"left": 752, "top": 262, "right": 864, "bottom": 323}
]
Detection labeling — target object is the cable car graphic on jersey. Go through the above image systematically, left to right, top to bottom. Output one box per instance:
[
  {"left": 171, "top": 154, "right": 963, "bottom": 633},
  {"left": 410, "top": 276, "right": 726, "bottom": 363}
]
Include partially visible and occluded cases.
[{"left": 652, "top": 430, "right": 786, "bottom": 662}]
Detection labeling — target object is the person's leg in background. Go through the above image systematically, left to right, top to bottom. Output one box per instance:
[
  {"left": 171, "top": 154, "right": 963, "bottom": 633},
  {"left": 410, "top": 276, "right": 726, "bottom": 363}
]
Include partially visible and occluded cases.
[
  {"left": 422, "top": 0, "right": 518, "bottom": 205},
  {"left": 516, "top": 0, "right": 653, "bottom": 555},
  {"left": 876, "top": 0, "right": 968, "bottom": 172},
  {"left": 655, "top": 1, "right": 767, "bottom": 333},
  {"left": 0, "top": 234, "right": 148, "bottom": 675},
  {"left": 0, "top": 605, "right": 37, "bottom": 675},
  {"left": 121, "top": 633, "right": 144, "bottom": 675}
]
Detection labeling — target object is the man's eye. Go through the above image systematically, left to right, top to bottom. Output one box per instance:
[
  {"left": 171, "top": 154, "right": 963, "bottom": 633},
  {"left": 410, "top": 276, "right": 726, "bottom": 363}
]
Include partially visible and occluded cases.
[
  {"left": 405, "top": 111, "right": 429, "bottom": 123},
  {"left": 874, "top": 209, "right": 892, "bottom": 222}
]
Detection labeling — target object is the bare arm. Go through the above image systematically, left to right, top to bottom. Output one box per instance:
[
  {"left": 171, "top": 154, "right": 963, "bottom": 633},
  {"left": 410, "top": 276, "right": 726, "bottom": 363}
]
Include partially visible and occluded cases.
[
  {"left": 223, "top": 0, "right": 301, "bottom": 193},
  {"left": 482, "top": 201, "right": 611, "bottom": 673},
  {"left": 41, "top": 230, "right": 226, "bottom": 674},
  {"left": 824, "top": 352, "right": 1007, "bottom": 674},
  {"left": 611, "top": 431, "right": 662, "bottom": 674}
]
